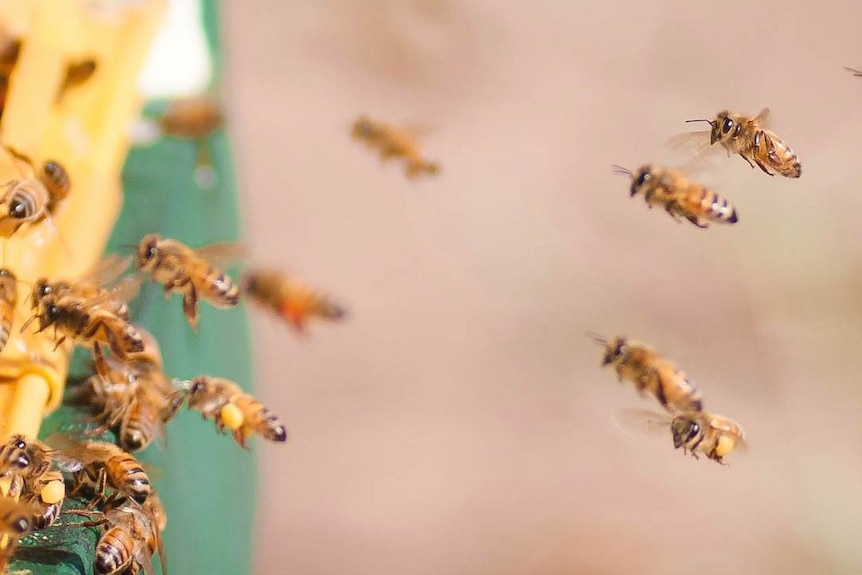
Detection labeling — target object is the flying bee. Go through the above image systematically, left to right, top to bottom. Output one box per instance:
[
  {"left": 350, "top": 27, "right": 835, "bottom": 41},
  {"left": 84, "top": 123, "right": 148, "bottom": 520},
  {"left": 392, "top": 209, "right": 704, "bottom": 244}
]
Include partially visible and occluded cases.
[
  {"left": 157, "top": 94, "right": 224, "bottom": 139},
  {"left": 670, "top": 108, "right": 801, "bottom": 178},
  {"left": 352, "top": 115, "right": 440, "bottom": 178},
  {"left": 612, "top": 164, "right": 738, "bottom": 229},
  {"left": 134, "top": 233, "right": 242, "bottom": 330},
  {"left": 240, "top": 268, "right": 347, "bottom": 333},
  {"left": 589, "top": 333, "right": 703, "bottom": 413},
  {"left": 183, "top": 375, "right": 287, "bottom": 449},
  {"left": 614, "top": 408, "right": 747, "bottom": 465},
  {"left": 50, "top": 437, "right": 151, "bottom": 506}
]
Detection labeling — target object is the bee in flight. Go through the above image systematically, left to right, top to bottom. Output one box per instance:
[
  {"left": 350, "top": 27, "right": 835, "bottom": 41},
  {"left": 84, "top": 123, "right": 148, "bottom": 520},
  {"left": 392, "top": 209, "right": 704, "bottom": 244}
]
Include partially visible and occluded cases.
[
  {"left": 669, "top": 108, "right": 801, "bottom": 178},
  {"left": 352, "top": 115, "right": 440, "bottom": 179},
  {"left": 612, "top": 164, "right": 738, "bottom": 229},
  {"left": 134, "top": 233, "right": 242, "bottom": 330},
  {"left": 241, "top": 268, "right": 346, "bottom": 334},
  {"left": 589, "top": 333, "right": 703, "bottom": 413},
  {"left": 180, "top": 375, "right": 287, "bottom": 449},
  {"left": 614, "top": 408, "right": 747, "bottom": 465}
]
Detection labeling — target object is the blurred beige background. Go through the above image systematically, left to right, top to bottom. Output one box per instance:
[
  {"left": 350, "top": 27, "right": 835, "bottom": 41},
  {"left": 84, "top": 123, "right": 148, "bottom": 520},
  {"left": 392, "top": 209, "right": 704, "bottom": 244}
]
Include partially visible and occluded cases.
[{"left": 221, "top": 1, "right": 862, "bottom": 574}]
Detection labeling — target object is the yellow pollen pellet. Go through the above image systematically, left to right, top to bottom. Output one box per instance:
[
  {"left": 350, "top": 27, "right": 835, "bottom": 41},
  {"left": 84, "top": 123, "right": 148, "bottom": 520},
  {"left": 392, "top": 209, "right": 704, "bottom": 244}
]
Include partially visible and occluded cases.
[
  {"left": 220, "top": 402, "right": 244, "bottom": 431},
  {"left": 714, "top": 435, "right": 736, "bottom": 458},
  {"left": 40, "top": 479, "right": 65, "bottom": 504}
]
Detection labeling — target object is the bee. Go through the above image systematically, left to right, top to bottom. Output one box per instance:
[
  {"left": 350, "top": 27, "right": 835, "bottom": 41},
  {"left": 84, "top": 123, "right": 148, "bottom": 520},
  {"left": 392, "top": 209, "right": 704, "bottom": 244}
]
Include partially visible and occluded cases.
[
  {"left": 57, "top": 57, "right": 97, "bottom": 102},
  {"left": 157, "top": 95, "right": 224, "bottom": 139},
  {"left": 672, "top": 108, "right": 801, "bottom": 178},
  {"left": 352, "top": 115, "right": 440, "bottom": 178},
  {"left": 0, "top": 145, "right": 72, "bottom": 236},
  {"left": 612, "top": 164, "right": 738, "bottom": 229},
  {"left": 134, "top": 233, "right": 242, "bottom": 329},
  {"left": 32, "top": 253, "right": 138, "bottom": 321},
  {"left": 240, "top": 268, "right": 346, "bottom": 333},
  {"left": 0, "top": 269, "right": 16, "bottom": 353},
  {"left": 20, "top": 293, "right": 146, "bottom": 373},
  {"left": 589, "top": 333, "right": 703, "bottom": 413},
  {"left": 72, "top": 351, "right": 181, "bottom": 452},
  {"left": 184, "top": 375, "right": 287, "bottom": 449},
  {"left": 615, "top": 408, "right": 747, "bottom": 465},
  {"left": 0, "top": 435, "right": 33, "bottom": 478},
  {"left": 51, "top": 437, "right": 151, "bottom": 506},
  {"left": 23, "top": 470, "right": 65, "bottom": 530},
  {"left": 72, "top": 493, "right": 166, "bottom": 575},
  {"left": 0, "top": 497, "right": 32, "bottom": 538}
]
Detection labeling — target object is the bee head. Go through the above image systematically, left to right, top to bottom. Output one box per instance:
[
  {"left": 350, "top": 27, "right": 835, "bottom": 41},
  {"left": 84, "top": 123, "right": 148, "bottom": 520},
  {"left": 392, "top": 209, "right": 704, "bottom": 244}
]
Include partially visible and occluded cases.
[
  {"left": 712, "top": 111, "right": 735, "bottom": 144},
  {"left": 352, "top": 116, "right": 374, "bottom": 139},
  {"left": 8, "top": 191, "right": 31, "bottom": 219},
  {"left": 136, "top": 233, "right": 161, "bottom": 270},
  {"left": 0, "top": 269, "right": 14, "bottom": 281},
  {"left": 33, "top": 279, "right": 51, "bottom": 302},
  {"left": 596, "top": 335, "right": 626, "bottom": 366},
  {"left": 671, "top": 416, "right": 701, "bottom": 449},
  {"left": 7, "top": 435, "right": 30, "bottom": 469}
]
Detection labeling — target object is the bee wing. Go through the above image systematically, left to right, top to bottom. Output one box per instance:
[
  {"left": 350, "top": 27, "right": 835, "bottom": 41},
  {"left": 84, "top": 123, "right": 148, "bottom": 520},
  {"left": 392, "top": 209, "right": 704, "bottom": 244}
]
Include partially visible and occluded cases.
[
  {"left": 754, "top": 107, "right": 770, "bottom": 124},
  {"left": 665, "top": 130, "right": 712, "bottom": 156},
  {"left": 192, "top": 242, "right": 246, "bottom": 268},
  {"left": 83, "top": 254, "right": 134, "bottom": 287},
  {"left": 105, "top": 274, "right": 142, "bottom": 303},
  {"left": 612, "top": 408, "right": 672, "bottom": 437},
  {"left": 44, "top": 433, "right": 115, "bottom": 466}
]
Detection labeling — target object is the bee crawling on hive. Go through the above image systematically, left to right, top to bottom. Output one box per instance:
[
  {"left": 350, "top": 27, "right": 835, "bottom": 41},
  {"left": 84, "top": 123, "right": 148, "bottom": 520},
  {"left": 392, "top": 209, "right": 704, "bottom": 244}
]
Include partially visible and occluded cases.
[
  {"left": 351, "top": 115, "right": 440, "bottom": 179},
  {"left": 0, "top": 145, "right": 72, "bottom": 237},
  {"left": 173, "top": 375, "right": 287, "bottom": 449},
  {"left": 67, "top": 492, "right": 167, "bottom": 575}
]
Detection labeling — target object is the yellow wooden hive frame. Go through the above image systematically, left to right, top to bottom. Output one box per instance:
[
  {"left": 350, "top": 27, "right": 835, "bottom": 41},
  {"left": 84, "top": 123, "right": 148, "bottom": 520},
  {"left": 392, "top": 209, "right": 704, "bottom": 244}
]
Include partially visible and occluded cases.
[{"left": 0, "top": 0, "right": 166, "bottom": 441}]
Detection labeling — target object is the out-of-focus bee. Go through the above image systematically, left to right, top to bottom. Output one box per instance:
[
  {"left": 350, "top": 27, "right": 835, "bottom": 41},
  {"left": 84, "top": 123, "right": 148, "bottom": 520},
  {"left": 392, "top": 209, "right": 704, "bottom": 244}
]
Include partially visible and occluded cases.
[
  {"left": 0, "top": 35, "right": 20, "bottom": 120},
  {"left": 56, "top": 57, "right": 97, "bottom": 103},
  {"left": 157, "top": 95, "right": 224, "bottom": 139},
  {"left": 670, "top": 108, "right": 801, "bottom": 178},
  {"left": 352, "top": 115, "right": 440, "bottom": 178},
  {"left": 0, "top": 145, "right": 72, "bottom": 236},
  {"left": 612, "top": 164, "right": 738, "bottom": 229},
  {"left": 134, "top": 233, "right": 242, "bottom": 330},
  {"left": 240, "top": 268, "right": 347, "bottom": 333},
  {"left": 0, "top": 269, "right": 16, "bottom": 353},
  {"left": 589, "top": 333, "right": 703, "bottom": 413},
  {"left": 183, "top": 375, "right": 287, "bottom": 449},
  {"left": 615, "top": 408, "right": 747, "bottom": 465},
  {"left": 50, "top": 437, "right": 151, "bottom": 506}
]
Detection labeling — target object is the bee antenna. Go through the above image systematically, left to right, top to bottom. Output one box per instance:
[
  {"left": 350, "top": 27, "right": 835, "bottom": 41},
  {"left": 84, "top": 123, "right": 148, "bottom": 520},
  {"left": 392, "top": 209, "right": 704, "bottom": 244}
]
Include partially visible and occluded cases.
[
  {"left": 844, "top": 66, "right": 862, "bottom": 77},
  {"left": 685, "top": 118, "right": 715, "bottom": 127},
  {"left": 611, "top": 164, "right": 633, "bottom": 178},
  {"left": 117, "top": 243, "right": 138, "bottom": 252},
  {"left": 19, "top": 313, "right": 37, "bottom": 334},
  {"left": 585, "top": 331, "right": 607, "bottom": 346}
]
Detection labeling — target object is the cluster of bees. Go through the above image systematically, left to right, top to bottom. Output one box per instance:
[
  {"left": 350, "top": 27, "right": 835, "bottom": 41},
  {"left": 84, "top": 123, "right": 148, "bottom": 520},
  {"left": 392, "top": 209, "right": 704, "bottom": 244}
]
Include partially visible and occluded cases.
[
  {"left": 0, "top": 56, "right": 349, "bottom": 570},
  {"left": 0, "top": 218, "right": 348, "bottom": 571}
]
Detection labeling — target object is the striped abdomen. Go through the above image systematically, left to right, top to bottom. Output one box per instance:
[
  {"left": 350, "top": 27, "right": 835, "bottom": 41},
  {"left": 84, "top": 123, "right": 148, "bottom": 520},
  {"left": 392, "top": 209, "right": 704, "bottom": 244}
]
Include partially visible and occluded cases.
[
  {"left": 752, "top": 129, "right": 801, "bottom": 178},
  {"left": 680, "top": 186, "right": 738, "bottom": 225},
  {"left": 198, "top": 268, "right": 239, "bottom": 308},
  {"left": 0, "top": 269, "right": 15, "bottom": 353},
  {"left": 644, "top": 359, "right": 703, "bottom": 413},
  {"left": 120, "top": 391, "right": 162, "bottom": 452},
  {"left": 235, "top": 395, "right": 287, "bottom": 443},
  {"left": 105, "top": 455, "right": 151, "bottom": 505},
  {"left": 95, "top": 527, "right": 134, "bottom": 575}
]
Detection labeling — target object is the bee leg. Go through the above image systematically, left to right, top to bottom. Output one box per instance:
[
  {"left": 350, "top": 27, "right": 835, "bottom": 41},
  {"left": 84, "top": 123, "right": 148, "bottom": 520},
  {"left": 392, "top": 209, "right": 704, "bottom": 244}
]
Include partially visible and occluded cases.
[
  {"left": 753, "top": 156, "right": 774, "bottom": 176},
  {"left": 684, "top": 214, "right": 708, "bottom": 229},
  {"left": 182, "top": 285, "right": 199, "bottom": 330},
  {"left": 52, "top": 336, "right": 66, "bottom": 351},
  {"left": 92, "top": 342, "right": 110, "bottom": 381},
  {"left": 232, "top": 428, "right": 251, "bottom": 450},
  {"left": 84, "top": 468, "right": 108, "bottom": 511}
]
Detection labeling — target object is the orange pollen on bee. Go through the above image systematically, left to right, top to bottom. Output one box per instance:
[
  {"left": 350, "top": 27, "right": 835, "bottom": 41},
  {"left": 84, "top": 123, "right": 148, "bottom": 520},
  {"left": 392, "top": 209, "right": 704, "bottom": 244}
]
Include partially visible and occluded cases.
[
  {"left": 220, "top": 402, "right": 245, "bottom": 431},
  {"left": 714, "top": 435, "right": 736, "bottom": 458},
  {"left": 40, "top": 480, "right": 65, "bottom": 504}
]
